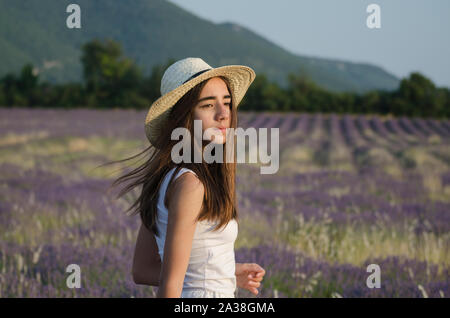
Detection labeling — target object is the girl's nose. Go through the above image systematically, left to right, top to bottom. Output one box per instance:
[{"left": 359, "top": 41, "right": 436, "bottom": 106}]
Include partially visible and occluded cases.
[{"left": 216, "top": 102, "right": 230, "bottom": 120}]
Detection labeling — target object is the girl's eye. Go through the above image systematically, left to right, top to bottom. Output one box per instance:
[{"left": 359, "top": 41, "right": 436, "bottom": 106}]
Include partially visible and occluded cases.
[{"left": 201, "top": 103, "right": 231, "bottom": 108}]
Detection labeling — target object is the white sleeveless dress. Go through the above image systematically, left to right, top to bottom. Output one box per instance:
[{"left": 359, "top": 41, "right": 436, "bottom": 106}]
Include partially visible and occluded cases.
[{"left": 154, "top": 167, "right": 238, "bottom": 298}]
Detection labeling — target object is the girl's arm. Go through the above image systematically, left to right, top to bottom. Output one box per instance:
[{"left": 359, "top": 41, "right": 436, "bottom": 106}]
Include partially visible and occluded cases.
[
  {"left": 156, "top": 172, "right": 204, "bottom": 298},
  {"left": 131, "top": 222, "right": 162, "bottom": 286}
]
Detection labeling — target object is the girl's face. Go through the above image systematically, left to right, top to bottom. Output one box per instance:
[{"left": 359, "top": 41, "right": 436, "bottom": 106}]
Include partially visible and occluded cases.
[{"left": 193, "top": 77, "right": 232, "bottom": 144}]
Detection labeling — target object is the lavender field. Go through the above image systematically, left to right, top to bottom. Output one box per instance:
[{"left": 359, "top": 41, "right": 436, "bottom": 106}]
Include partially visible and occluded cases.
[{"left": 0, "top": 108, "right": 449, "bottom": 298}]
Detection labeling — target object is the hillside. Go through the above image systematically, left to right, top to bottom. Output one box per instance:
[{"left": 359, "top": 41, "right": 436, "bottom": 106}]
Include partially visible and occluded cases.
[{"left": 0, "top": 0, "right": 400, "bottom": 93}]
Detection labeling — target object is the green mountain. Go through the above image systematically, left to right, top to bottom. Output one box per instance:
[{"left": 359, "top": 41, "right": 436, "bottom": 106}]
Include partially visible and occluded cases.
[{"left": 0, "top": 0, "right": 400, "bottom": 93}]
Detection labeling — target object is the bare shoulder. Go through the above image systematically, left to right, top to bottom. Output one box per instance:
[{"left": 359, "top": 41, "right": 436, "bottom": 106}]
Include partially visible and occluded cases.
[
  {"left": 167, "top": 171, "right": 204, "bottom": 220},
  {"left": 175, "top": 171, "right": 203, "bottom": 191}
]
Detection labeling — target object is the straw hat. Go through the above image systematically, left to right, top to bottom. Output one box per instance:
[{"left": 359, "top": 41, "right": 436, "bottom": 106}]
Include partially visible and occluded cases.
[{"left": 144, "top": 57, "right": 256, "bottom": 147}]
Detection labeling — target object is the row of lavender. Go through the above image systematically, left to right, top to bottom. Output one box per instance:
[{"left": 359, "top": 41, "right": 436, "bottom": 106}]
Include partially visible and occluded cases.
[
  {"left": 0, "top": 108, "right": 449, "bottom": 141},
  {"left": 1, "top": 240, "right": 447, "bottom": 297}
]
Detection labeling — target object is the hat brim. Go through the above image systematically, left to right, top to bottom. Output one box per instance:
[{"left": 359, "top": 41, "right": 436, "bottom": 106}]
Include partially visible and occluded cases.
[{"left": 144, "top": 65, "right": 256, "bottom": 147}]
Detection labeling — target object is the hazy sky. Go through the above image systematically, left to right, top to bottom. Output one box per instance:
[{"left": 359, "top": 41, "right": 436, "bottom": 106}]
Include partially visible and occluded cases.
[{"left": 167, "top": 0, "right": 450, "bottom": 88}]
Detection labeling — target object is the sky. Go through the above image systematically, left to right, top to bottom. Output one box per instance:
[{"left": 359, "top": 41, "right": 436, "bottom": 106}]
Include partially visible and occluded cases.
[{"left": 167, "top": 0, "right": 450, "bottom": 88}]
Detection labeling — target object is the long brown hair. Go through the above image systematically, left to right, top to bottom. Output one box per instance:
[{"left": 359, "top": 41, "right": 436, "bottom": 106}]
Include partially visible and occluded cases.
[{"left": 100, "top": 76, "right": 238, "bottom": 237}]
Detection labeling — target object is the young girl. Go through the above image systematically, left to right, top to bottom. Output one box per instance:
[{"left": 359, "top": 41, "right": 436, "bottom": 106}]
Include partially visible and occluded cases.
[{"left": 108, "top": 57, "right": 265, "bottom": 298}]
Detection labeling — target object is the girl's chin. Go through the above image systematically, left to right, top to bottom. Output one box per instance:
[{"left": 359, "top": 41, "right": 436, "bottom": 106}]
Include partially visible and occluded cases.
[
  {"left": 203, "top": 129, "right": 226, "bottom": 144},
  {"left": 201, "top": 136, "right": 226, "bottom": 144},
  {"left": 210, "top": 137, "right": 226, "bottom": 144}
]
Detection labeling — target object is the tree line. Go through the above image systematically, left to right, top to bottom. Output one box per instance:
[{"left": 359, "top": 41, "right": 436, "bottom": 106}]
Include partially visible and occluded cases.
[{"left": 0, "top": 39, "right": 449, "bottom": 119}]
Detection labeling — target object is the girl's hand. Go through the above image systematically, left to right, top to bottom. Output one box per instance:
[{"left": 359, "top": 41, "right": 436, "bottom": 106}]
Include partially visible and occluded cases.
[{"left": 235, "top": 263, "right": 266, "bottom": 295}]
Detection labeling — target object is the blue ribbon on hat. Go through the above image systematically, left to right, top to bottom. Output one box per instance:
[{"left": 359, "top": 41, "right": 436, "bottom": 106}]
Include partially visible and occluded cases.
[{"left": 182, "top": 68, "right": 212, "bottom": 84}]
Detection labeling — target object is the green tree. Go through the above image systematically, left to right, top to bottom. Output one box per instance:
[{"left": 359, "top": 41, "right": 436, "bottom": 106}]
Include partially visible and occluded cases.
[
  {"left": 81, "top": 38, "right": 143, "bottom": 107},
  {"left": 140, "top": 57, "right": 176, "bottom": 104},
  {"left": 17, "top": 63, "right": 39, "bottom": 106},
  {"left": 286, "top": 72, "right": 327, "bottom": 112},
  {"left": 393, "top": 72, "right": 438, "bottom": 117},
  {"left": 0, "top": 73, "right": 26, "bottom": 106},
  {"left": 239, "top": 74, "right": 269, "bottom": 111},
  {"left": 361, "top": 90, "right": 381, "bottom": 114}
]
